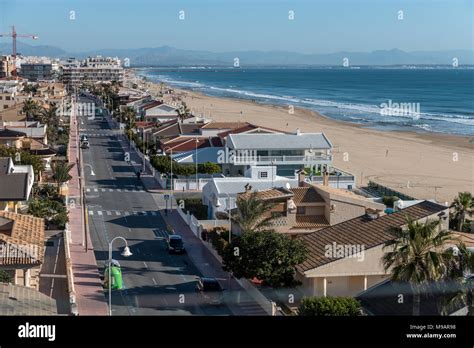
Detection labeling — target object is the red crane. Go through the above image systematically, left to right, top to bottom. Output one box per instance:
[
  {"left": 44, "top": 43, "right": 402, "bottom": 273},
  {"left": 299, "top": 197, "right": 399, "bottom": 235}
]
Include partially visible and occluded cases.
[{"left": 0, "top": 25, "right": 39, "bottom": 58}]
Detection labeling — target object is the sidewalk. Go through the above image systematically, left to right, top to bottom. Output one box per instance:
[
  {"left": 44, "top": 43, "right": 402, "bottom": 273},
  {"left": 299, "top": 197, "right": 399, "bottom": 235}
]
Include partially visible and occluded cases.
[{"left": 66, "top": 98, "right": 108, "bottom": 315}]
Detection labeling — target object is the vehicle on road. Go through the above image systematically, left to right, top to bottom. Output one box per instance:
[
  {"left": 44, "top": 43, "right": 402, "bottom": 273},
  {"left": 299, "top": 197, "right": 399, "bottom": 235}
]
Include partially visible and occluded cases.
[
  {"left": 80, "top": 134, "right": 88, "bottom": 142},
  {"left": 80, "top": 140, "right": 90, "bottom": 149},
  {"left": 167, "top": 235, "right": 185, "bottom": 254},
  {"left": 196, "top": 277, "right": 225, "bottom": 305}
]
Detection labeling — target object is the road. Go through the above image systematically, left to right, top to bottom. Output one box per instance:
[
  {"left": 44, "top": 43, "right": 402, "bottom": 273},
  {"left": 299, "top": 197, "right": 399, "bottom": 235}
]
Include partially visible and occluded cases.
[{"left": 79, "top": 97, "right": 232, "bottom": 315}]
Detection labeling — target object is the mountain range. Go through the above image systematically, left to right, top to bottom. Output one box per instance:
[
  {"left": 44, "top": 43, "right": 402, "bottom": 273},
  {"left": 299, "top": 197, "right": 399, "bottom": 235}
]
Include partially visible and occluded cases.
[{"left": 1, "top": 42, "right": 473, "bottom": 66}]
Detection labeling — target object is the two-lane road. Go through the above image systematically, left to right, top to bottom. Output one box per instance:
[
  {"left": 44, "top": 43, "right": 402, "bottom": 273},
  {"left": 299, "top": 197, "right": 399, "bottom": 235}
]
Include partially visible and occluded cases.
[{"left": 79, "top": 98, "right": 232, "bottom": 315}]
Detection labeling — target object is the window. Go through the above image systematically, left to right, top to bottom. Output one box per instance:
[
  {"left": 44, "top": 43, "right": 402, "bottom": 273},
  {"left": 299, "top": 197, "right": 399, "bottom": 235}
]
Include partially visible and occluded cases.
[
  {"left": 259, "top": 171, "right": 268, "bottom": 178},
  {"left": 297, "top": 207, "right": 306, "bottom": 215}
]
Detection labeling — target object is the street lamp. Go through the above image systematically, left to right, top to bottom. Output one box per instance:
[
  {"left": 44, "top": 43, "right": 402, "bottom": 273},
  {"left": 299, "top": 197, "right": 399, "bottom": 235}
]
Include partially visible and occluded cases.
[
  {"left": 337, "top": 172, "right": 342, "bottom": 189},
  {"left": 226, "top": 194, "right": 232, "bottom": 244},
  {"left": 108, "top": 236, "right": 132, "bottom": 316}
]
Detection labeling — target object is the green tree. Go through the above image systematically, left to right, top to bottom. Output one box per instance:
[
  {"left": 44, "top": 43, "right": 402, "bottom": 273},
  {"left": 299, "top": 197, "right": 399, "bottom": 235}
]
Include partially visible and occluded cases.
[
  {"left": 22, "top": 99, "right": 41, "bottom": 121},
  {"left": 177, "top": 101, "right": 190, "bottom": 122},
  {"left": 0, "top": 146, "right": 45, "bottom": 178},
  {"left": 52, "top": 161, "right": 74, "bottom": 192},
  {"left": 198, "top": 162, "right": 221, "bottom": 174},
  {"left": 231, "top": 192, "right": 277, "bottom": 234},
  {"left": 451, "top": 192, "right": 473, "bottom": 232},
  {"left": 28, "top": 199, "right": 69, "bottom": 229},
  {"left": 382, "top": 218, "right": 452, "bottom": 316},
  {"left": 222, "top": 230, "right": 308, "bottom": 287},
  {"left": 443, "top": 242, "right": 474, "bottom": 315},
  {"left": 298, "top": 296, "right": 361, "bottom": 316}
]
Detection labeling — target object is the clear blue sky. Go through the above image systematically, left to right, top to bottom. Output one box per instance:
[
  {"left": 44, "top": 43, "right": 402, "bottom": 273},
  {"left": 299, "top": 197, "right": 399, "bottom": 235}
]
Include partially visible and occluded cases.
[{"left": 0, "top": 0, "right": 472, "bottom": 53}]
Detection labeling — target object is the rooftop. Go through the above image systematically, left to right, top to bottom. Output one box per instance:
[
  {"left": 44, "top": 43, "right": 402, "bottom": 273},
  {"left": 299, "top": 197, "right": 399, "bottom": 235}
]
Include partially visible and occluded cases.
[
  {"left": 227, "top": 132, "right": 332, "bottom": 150},
  {"left": 0, "top": 158, "right": 30, "bottom": 201},
  {"left": 238, "top": 187, "right": 294, "bottom": 201},
  {"left": 290, "top": 187, "right": 325, "bottom": 204},
  {"left": 297, "top": 200, "right": 449, "bottom": 273},
  {"left": 0, "top": 283, "right": 57, "bottom": 315}
]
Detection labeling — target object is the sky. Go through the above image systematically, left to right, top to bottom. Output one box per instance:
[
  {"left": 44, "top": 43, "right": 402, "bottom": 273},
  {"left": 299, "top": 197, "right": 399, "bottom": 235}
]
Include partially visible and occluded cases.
[{"left": 0, "top": 0, "right": 472, "bottom": 53}]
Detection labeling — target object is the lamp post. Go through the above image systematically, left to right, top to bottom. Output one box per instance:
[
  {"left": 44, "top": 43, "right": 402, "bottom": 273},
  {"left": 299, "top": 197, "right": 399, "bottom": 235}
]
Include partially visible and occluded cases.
[
  {"left": 337, "top": 172, "right": 342, "bottom": 189},
  {"left": 227, "top": 194, "right": 232, "bottom": 244},
  {"left": 108, "top": 236, "right": 132, "bottom": 316}
]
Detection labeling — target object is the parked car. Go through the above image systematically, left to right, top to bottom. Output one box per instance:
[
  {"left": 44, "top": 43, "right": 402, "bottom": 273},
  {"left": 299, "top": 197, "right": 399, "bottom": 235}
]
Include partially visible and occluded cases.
[
  {"left": 80, "top": 134, "right": 88, "bottom": 142},
  {"left": 80, "top": 140, "right": 90, "bottom": 149},
  {"left": 167, "top": 235, "right": 185, "bottom": 254},
  {"left": 196, "top": 277, "right": 224, "bottom": 306}
]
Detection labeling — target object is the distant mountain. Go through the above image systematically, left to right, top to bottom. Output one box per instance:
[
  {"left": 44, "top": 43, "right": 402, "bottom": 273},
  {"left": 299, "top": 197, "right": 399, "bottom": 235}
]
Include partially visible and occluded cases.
[{"left": 1, "top": 42, "right": 473, "bottom": 66}]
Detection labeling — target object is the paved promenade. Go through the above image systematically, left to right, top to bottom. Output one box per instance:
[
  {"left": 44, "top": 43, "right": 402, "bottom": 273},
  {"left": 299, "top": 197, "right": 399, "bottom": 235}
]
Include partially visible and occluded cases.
[{"left": 67, "top": 99, "right": 108, "bottom": 315}]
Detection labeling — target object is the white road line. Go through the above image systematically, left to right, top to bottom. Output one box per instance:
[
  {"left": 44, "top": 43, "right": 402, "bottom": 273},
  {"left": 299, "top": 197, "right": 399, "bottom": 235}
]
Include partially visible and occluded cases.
[
  {"left": 86, "top": 188, "right": 90, "bottom": 192},
  {"left": 94, "top": 189, "right": 98, "bottom": 192},
  {"left": 101, "top": 189, "right": 106, "bottom": 192},
  {"left": 109, "top": 189, "right": 113, "bottom": 192},
  {"left": 117, "top": 189, "right": 122, "bottom": 192},
  {"left": 89, "top": 211, "right": 94, "bottom": 216},
  {"left": 97, "top": 211, "right": 103, "bottom": 216},
  {"left": 106, "top": 211, "right": 112, "bottom": 216},
  {"left": 115, "top": 211, "right": 121, "bottom": 215},
  {"left": 124, "top": 211, "right": 129, "bottom": 215},
  {"left": 143, "top": 262, "right": 148, "bottom": 269},
  {"left": 152, "top": 278, "right": 157, "bottom": 285}
]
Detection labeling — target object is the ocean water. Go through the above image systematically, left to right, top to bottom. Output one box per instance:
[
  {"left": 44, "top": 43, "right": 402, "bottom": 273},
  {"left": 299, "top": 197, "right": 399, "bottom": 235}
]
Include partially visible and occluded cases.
[{"left": 137, "top": 67, "right": 474, "bottom": 136}]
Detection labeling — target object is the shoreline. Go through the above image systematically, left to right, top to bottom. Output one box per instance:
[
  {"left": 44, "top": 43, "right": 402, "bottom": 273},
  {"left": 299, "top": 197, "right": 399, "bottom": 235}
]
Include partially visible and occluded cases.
[{"left": 129, "top": 70, "right": 474, "bottom": 203}]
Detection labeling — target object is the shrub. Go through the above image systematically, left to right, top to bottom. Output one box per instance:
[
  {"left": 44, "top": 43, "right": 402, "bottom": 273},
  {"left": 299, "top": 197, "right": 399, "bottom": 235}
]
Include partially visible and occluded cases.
[
  {"left": 382, "top": 195, "right": 399, "bottom": 208},
  {"left": 182, "top": 199, "right": 208, "bottom": 220},
  {"left": 0, "top": 270, "right": 13, "bottom": 283},
  {"left": 298, "top": 296, "right": 361, "bottom": 316}
]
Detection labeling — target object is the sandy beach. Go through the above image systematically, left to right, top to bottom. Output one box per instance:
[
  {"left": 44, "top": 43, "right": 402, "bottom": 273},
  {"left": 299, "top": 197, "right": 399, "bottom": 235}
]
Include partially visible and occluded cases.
[{"left": 136, "top": 73, "right": 473, "bottom": 203}]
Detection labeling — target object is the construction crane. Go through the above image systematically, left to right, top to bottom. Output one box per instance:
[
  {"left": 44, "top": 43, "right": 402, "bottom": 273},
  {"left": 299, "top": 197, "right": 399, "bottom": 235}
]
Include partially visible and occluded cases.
[{"left": 0, "top": 25, "right": 39, "bottom": 58}]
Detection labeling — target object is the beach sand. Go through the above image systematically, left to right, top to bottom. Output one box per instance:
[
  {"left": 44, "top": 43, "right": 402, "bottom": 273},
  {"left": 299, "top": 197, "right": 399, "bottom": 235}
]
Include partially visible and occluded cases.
[{"left": 138, "top": 74, "right": 473, "bottom": 203}]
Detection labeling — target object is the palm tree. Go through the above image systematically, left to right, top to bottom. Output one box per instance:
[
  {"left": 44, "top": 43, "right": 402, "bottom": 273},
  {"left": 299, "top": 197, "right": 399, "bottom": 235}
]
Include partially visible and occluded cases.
[
  {"left": 22, "top": 99, "right": 41, "bottom": 121},
  {"left": 177, "top": 101, "right": 190, "bottom": 122},
  {"left": 52, "top": 161, "right": 74, "bottom": 193},
  {"left": 231, "top": 192, "right": 278, "bottom": 234},
  {"left": 451, "top": 192, "right": 473, "bottom": 231},
  {"left": 382, "top": 218, "right": 452, "bottom": 316},
  {"left": 444, "top": 242, "right": 474, "bottom": 315}
]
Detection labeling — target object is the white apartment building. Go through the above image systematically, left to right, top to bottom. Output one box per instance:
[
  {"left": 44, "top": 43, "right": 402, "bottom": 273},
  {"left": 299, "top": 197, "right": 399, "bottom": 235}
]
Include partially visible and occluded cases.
[{"left": 60, "top": 56, "right": 124, "bottom": 85}]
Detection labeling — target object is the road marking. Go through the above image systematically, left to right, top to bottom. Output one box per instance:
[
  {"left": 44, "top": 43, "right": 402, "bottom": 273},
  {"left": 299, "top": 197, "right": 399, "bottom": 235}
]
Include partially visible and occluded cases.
[
  {"left": 86, "top": 188, "right": 90, "bottom": 192},
  {"left": 94, "top": 188, "right": 98, "bottom": 192},
  {"left": 101, "top": 189, "right": 106, "bottom": 192},
  {"left": 109, "top": 189, "right": 113, "bottom": 192},
  {"left": 117, "top": 189, "right": 122, "bottom": 192},
  {"left": 89, "top": 211, "right": 94, "bottom": 216},
  {"left": 97, "top": 211, "right": 103, "bottom": 216},
  {"left": 106, "top": 211, "right": 112, "bottom": 216},
  {"left": 115, "top": 211, "right": 121, "bottom": 215},
  {"left": 124, "top": 211, "right": 129, "bottom": 215},
  {"left": 150, "top": 212, "right": 157, "bottom": 216},
  {"left": 143, "top": 262, "right": 148, "bottom": 269},
  {"left": 152, "top": 278, "right": 157, "bottom": 285}
]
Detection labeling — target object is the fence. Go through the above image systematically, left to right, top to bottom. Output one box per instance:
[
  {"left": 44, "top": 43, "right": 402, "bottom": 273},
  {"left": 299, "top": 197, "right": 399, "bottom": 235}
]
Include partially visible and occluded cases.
[{"left": 367, "top": 180, "right": 416, "bottom": 200}]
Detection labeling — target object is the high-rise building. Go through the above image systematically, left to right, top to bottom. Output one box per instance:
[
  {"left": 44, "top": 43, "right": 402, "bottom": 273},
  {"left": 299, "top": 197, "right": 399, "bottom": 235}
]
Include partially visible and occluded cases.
[
  {"left": 0, "top": 55, "right": 16, "bottom": 78},
  {"left": 60, "top": 56, "right": 124, "bottom": 85}
]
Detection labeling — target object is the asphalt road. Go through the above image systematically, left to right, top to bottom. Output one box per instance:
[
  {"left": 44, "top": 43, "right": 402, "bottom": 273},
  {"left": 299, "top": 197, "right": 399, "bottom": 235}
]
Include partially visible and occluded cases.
[{"left": 79, "top": 98, "right": 232, "bottom": 315}]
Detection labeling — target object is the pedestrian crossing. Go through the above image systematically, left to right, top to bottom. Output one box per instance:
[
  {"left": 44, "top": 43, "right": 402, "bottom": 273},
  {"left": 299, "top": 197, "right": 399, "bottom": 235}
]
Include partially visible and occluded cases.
[
  {"left": 86, "top": 187, "right": 145, "bottom": 193},
  {"left": 88, "top": 209, "right": 160, "bottom": 217}
]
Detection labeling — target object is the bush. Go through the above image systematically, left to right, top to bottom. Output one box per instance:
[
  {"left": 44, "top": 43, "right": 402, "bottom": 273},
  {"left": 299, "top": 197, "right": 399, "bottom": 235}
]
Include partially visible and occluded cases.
[
  {"left": 382, "top": 195, "right": 399, "bottom": 208},
  {"left": 182, "top": 199, "right": 208, "bottom": 220},
  {"left": 206, "top": 228, "right": 229, "bottom": 256},
  {"left": 0, "top": 270, "right": 13, "bottom": 283},
  {"left": 298, "top": 296, "right": 361, "bottom": 316}
]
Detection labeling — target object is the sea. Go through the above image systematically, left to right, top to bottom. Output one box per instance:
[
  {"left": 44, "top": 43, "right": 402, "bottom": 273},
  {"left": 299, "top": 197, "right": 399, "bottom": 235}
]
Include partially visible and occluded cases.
[{"left": 136, "top": 67, "right": 474, "bottom": 137}]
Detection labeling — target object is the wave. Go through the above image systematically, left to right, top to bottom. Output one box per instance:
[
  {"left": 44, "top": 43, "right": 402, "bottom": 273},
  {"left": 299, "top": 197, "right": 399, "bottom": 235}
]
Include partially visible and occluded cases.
[{"left": 140, "top": 71, "right": 474, "bottom": 130}]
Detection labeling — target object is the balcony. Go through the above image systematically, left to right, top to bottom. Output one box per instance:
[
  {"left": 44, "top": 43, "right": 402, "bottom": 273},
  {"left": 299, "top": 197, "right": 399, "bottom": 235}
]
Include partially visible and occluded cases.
[{"left": 232, "top": 154, "right": 332, "bottom": 165}]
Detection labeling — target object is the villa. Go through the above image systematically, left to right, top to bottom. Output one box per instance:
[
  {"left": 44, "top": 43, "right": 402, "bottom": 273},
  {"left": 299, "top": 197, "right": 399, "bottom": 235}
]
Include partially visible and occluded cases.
[
  {"left": 0, "top": 157, "right": 35, "bottom": 212},
  {"left": 295, "top": 200, "right": 450, "bottom": 298}
]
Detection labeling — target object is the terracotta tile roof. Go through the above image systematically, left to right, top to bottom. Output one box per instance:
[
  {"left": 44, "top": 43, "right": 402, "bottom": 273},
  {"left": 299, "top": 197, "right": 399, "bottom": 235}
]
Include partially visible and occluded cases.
[
  {"left": 141, "top": 100, "right": 163, "bottom": 110},
  {"left": 161, "top": 137, "right": 223, "bottom": 153},
  {"left": 238, "top": 187, "right": 294, "bottom": 201},
  {"left": 290, "top": 187, "right": 325, "bottom": 204},
  {"left": 296, "top": 200, "right": 448, "bottom": 273},
  {"left": 0, "top": 211, "right": 45, "bottom": 266},
  {"left": 293, "top": 215, "right": 329, "bottom": 229}
]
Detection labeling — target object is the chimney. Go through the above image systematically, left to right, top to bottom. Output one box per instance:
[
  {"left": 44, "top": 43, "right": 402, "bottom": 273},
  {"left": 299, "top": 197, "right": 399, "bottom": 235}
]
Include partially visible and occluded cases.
[
  {"left": 295, "top": 128, "right": 301, "bottom": 135},
  {"left": 296, "top": 169, "right": 306, "bottom": 187},
  {"left": 323, "top": 170, "right": 329, "bottom": 186}
]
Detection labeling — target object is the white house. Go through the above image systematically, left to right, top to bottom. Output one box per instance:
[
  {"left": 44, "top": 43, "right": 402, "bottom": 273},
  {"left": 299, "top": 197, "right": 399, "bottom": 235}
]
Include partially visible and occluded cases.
[{"left": 143, "top": 103, "right": 179, "bottom": 123}]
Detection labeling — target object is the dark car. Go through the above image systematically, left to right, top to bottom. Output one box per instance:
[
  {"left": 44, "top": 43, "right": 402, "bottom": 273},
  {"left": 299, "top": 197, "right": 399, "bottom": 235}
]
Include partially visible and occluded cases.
[
  {"left": 80, "top": 134, "right": 88, "bottom": 142},
  {"left": 80, "top": 140, "right": 90, "bottom": 149},
  {"left": 167, "top": 235, "right": 185, "bottom": 254},
  {"left": 196, "top": 277, "right": 224, "bottom": 305}
]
